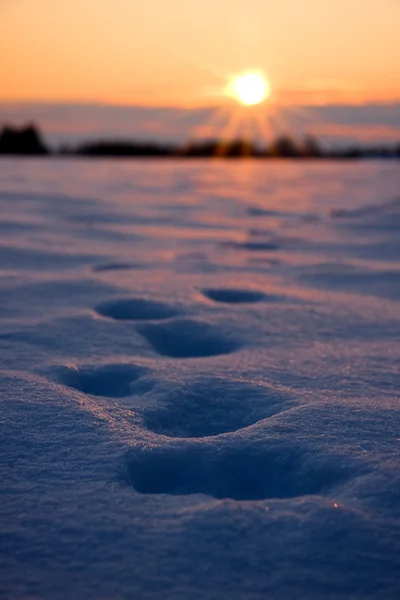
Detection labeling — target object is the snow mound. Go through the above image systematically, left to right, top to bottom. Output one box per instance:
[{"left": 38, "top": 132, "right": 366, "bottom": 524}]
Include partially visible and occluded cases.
[{"left": 143, "top": 377, "right": 294, "bottom": 437}]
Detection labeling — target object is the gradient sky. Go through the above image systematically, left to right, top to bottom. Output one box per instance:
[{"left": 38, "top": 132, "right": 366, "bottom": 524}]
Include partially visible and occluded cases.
[{"left": 2, "top": 0, "right": 400, "bottom": 106}]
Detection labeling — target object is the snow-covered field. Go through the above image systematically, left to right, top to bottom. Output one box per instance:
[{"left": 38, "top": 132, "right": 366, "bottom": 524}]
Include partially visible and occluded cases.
[{"left": 1, "top": 158, "right": 399, "bottom": 599}]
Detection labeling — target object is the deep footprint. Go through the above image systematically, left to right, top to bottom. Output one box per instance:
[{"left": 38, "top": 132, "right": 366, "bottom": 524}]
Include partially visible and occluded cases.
[
  {"left": 224, "top": 241, "right": 280, "bottom": 252},
  {"left": 93, "top": 263, "right": 138, "bottom": 272},
  {"left": 202, "top": 288, "right": 266, "bottom": 304},
  {"left": 96, "top": 297, "right": 180, "bottom": 321},
  {"left": 137, "top": 318, "right": 240, "bottom": 358},
  {"left": 57, "top": 363, "right": 147, "bottom": 398},
  {"left": 143, "top": 378, "right": 293, "bottom": 437},
  {"left": 126, "top": 442, "right": 352, "bottom": 500}
]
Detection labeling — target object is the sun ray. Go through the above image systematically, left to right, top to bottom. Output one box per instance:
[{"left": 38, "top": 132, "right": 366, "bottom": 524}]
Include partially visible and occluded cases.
[
  {"left": 189, "top": 105, "right": 228, "bottom": 141},
  {"left": 215, "top": 111, "right": 242, "bottom": 156}
]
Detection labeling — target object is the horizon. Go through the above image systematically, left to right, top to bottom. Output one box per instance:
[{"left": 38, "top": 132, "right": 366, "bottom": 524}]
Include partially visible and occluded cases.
[{"left": 1, "top": 99, "right": 400, "bottom": 148}]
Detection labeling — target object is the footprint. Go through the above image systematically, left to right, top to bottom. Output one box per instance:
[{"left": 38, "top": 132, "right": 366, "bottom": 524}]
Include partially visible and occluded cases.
[
  {"left": 247, "top": 207, "right": 280, "bottom": 217},
  {"left": 224, "top": 241, "right": 280, "bottom": 252},
  {"left": 237, "top": 241, "right": 280, "bottom": 251},
  {"left": 93, "top": 263, "right": 139, "bottom": 272},
  {"left": 202, "top": 288, "right": 266, "bottom": 304},
  {"left": 96, "top": 297, "right": 180, "bottom": 321},
  {"left": 137, "top": 318, "right": 240, "bottom": 358},
  {"left": 57, "top": 363, "right": 147, "bottom": 398},
  {"left": 143, "top": 378, "right": 293, "bottom": 438},
  {"left": 125, "top": 441, "right": 352, "bottom": 500}
]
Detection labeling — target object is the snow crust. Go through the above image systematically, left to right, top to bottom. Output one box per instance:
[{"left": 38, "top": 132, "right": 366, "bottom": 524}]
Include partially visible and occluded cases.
[{"left": 0, "top": 159, "right": 399, "bottom": 599}]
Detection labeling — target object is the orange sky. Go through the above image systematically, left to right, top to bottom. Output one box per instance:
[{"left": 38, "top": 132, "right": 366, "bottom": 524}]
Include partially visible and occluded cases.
[{"left": 2, "top": 0, "right": 400, "bottom": 107}]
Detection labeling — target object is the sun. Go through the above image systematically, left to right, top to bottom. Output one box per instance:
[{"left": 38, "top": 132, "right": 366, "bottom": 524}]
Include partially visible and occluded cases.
[{"left": 229, "top": 71, "right": 271, "bottom": 106}]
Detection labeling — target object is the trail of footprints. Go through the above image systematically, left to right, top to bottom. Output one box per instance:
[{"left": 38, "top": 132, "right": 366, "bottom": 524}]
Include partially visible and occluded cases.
[
  {"left": 55, "top": 288, "right": 347, "bottom": 501},
  {"left": 96, "top": 292, "right": 247, "bottom": 358}
]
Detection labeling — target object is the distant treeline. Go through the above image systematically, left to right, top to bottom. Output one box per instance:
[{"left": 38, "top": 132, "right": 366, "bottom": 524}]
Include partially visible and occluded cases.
[{"left": 1, "top": 124, "right": 399, "bottom": 159}]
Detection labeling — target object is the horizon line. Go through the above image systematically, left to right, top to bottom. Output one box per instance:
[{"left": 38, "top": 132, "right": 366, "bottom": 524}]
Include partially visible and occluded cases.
[{"left": 1, "top": 96, "right": 400, "bottom": 111}]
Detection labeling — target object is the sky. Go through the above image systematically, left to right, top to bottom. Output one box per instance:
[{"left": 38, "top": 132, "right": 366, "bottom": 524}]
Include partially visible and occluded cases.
[{"left": 1, "top": 0, "right": 400, "bottom": 145}]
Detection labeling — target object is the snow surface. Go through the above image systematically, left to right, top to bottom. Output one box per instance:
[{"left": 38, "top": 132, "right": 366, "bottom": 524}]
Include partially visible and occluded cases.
[{"left": 0, "top": 158, "right": 399, "bottom": 599}]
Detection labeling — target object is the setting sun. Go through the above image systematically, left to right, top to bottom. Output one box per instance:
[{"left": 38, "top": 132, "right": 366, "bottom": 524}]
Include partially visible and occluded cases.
[{"left": 229, "top": 71, "right": 271, "bottom": 106}]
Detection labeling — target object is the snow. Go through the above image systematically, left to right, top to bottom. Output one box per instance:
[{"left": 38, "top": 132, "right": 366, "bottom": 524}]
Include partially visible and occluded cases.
[{"left": 0, "top": 158, "right": 399, "bottom": 599}]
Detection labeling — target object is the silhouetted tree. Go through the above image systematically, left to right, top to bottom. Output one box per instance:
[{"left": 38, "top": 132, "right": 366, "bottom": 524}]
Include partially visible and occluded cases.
[
  {"left": 0, "top": 124, "right": 48, "bottom": 155},
  {"left": 268, "top": 136, "right": 300, "bottom": 158},
  {"left": 301, "top": 136, "right": 322, "bottom": 158},
  {"left": 179, "top": 138, "right": 259, "bottom": 158},
  {"left": 225, "top": 139, "right": 254, "bottom": 157},
  {"left": 178, "top": 140, "right": 219, "bottom": 157},
  {"left": 330, "top": 146, "right": 363, "bottom": 159}
]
